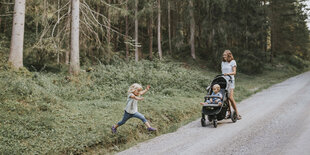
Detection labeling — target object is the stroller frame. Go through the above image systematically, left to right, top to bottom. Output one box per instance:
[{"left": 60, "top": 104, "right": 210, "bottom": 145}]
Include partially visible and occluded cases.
[{"left": 201, "top": 75, "right": 237, "bottom": 128}]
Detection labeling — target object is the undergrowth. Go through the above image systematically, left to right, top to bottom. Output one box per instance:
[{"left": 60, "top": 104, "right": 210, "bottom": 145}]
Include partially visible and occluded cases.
[{"left": 0, "top": 58, "right": 308, "bottom": 154}]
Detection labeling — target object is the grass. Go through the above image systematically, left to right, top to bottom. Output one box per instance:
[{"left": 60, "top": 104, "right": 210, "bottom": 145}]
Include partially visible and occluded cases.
[{"left": 0, "top": 58, "right": 308, "bottom": 154}]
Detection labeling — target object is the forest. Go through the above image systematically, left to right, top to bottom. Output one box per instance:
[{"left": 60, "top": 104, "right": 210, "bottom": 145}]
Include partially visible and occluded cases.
[
  {"left": 0, "top": 0, "right": 310, "bottom": 154},
  {"left": 0, "top": 0, "right": 309, "bottom": 73}
]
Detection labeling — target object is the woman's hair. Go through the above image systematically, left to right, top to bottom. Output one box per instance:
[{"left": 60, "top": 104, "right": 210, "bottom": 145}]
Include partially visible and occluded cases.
[
  {"left": 222, "top": 50, "right": 234, "bottom": 62},
  {"left": 128, "top": 83, "right": 142, "bottom": 94},
  {"left": 213, "top": 84, "right": 221, "bottom": 91}
]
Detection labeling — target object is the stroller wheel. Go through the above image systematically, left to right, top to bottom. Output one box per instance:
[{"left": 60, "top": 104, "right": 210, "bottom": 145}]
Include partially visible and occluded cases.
[
  {"left": 231, "top": 111, "right": 237, "bottom": 123},
  {"left": 207, "top": 115, "right": 212, "bottom": 122},
  {"left": 201, "top": 118, "right": 207, "bottom": 127},
  {"left": 213, "top": 120, "right": 217, "bottom": 128}
]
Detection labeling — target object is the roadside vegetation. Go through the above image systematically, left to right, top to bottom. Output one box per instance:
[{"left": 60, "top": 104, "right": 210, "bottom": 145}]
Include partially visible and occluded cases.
[
  {"left": 1, "top": 0, "right": 310, "bottom": 154},
  {"left": 1, "top": 57, "right": 308, "bottom": 154}
]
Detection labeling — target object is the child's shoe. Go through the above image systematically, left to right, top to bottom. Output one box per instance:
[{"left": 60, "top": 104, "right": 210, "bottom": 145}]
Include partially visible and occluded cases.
[
  {"left": 111, "top": 126, "right": 117, "bottom": 133},
  {"left": 147, "top": 127, "right": 157, "bottom": 131}
]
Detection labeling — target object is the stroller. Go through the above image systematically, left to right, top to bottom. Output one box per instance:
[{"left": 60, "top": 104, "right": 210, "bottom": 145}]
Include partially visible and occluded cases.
[{"left": 201, "top": 75, "right": 238, "bottom": 128}]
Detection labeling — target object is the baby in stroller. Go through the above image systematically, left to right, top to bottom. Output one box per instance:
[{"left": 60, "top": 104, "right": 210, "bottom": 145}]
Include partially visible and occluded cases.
[{"left": 200, "top": 84, "right": 223, "bottom": 106}]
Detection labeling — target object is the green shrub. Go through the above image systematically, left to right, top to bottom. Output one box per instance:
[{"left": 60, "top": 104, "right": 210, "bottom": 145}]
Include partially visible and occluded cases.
[
  {"left": 237, "top": 51, "right": 264, "bottom": 74},
  {"left": 287, "top": 55, "right": 307, "bottom": 69},
  {"left": 0, "top": 58, "right": 306, "bottom": 154}
]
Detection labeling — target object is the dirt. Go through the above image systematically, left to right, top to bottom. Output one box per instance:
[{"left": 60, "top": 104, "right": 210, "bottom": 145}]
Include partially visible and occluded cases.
[{"left": 118, "top": 71, "right": 310, "bottom": 155}]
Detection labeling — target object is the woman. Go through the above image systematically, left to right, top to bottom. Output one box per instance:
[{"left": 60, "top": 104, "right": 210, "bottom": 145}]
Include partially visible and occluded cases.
[{"left": 221, "top": 50, "right": 241, "bottom": 120}]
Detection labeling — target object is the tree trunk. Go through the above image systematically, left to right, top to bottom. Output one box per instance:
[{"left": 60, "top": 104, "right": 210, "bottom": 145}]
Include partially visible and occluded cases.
[
  {"left": 9, "top": 0, "right": 26, "bottom": 69},
  {"left": 57, "top": 0, "right": 61, "bottom": 64},
  {"left": 69, "top": 0, "right": 80, "bottom": 75},
  {"left": 107, "top": 0, "right": 111, "bottom": 47},
  {"left": 125, "top": 0, "right": 129, "bottom": 61},
  {"left": 134, "top": 0, "right": 139, "bottom": 62},
  {"left": 157, "top": 0, "right": 162, "bottom": 60},
  {"left": 189, "top": 0, "right": 196, "bottom": 60},
  {"left": 263, "top": 0, "right": 267, "bottom": 60},
  {"left": 270, "top": 0, "right": 277, "bottom": 63},
  {"left": 4, "top": 1, "right": 8, "bottom": 33},
  {"left": 168, "top": 1, "right": 172, "bottom": 54},
  {"left": 173, "top": 1, "right": 178, "bottom": 38},
  {"left": 0, "top": 3, "right": 2, "bottom": 33},
  {"left": 65, "top": 3, "right": 71, "bottom": 65},
  {"left": 148, "top": 11, "right": 153, "bottom": 60},
  {"left": 0, "top": 16, "right": 2, "bottom": 33},
  {"left": 35, "top": 17, "right": 38, "bottom": 37},
  {"left": 198, "top": 22, "right": 201, "bottom": 48},
  {"left": 245, "top": 24, "right": 248, "bottom": 50},
  {"left": 65, "top": 50, "right": 70, "bottom": 65}
]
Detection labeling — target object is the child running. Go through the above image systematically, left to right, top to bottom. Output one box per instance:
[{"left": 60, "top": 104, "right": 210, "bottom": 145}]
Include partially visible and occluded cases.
[
  {"left": 111, "top": 83, "right": 156, "bottom": 133},
  {"left": 200, "top": 84, "right": 223, "bottom": 106}
]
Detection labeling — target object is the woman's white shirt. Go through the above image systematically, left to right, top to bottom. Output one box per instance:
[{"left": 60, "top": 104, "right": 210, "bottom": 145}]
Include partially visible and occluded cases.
[{"left": 221, "top": 60, "right": 237, "bottom": 80}]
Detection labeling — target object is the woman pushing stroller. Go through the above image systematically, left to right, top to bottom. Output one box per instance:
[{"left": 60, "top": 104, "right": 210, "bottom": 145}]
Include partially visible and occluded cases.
[
  {"left": 199, "top": 50, "right": 241, "bottom": 128},
  {"left": 221, "top": 50, "right": 241, "bottom": 120}
]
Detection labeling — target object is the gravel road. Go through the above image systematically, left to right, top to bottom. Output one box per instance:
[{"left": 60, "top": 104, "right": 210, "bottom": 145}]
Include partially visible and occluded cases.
[{"left": 118, "top": 71, "right": 310, "bottom": 155}]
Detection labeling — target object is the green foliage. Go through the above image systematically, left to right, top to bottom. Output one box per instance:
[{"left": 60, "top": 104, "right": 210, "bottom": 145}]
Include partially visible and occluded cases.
[
  {"left": 0, "top": 0, "right": 310, "bottom": 152},
  {"left": 1, "top": 0, "right": 309, "bottom": 69},
  {"left": 270, "top": 0, "right": 310, "bottom": 59},
  {"left": 0, "top": 36, "right": 10, "bottom": 66},
  {"left": 25, "top": 37, "right": 64, "bottom": 66},
  {"left": 237, "top": 50, "right": 264, "bottom": 74},
  {"left": 279, "top": 55, "right": 309, "bottom": 69},
  {"left": 0, "top": 59, "right": 306, "bottom": 154},
  {"left": 0, "top": 60, "right": 212, "bottom": 154}
]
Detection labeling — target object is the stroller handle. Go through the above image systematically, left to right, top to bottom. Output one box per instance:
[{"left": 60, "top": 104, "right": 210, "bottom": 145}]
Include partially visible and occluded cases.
[
  {"left": 215, "top": 74, "right": 232, "bottom": 82},
  {"left": 216, "top": 74, "right": 232, "bottom": 80}
]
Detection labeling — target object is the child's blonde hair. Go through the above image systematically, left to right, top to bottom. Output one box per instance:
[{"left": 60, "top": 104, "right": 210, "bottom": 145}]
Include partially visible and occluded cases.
[
  {"left": 128, "top": 83, "right": 142, "bottom": 94},
  {"left": 213, "top": 84, "right": 221, "bottom": 91}
]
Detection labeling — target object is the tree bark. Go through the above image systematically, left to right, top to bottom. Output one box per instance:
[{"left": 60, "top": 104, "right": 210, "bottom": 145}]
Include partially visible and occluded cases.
[
  {"left": 9, "top": 0, "right": 26, "bottom": 69},
  {"left": 57, "top": 0, "right": 61, "bottom": 64},
  {"left": 69, "top": 0, "right": 80, "bottom": 75},
  {"left": 107, "top": 0, "right": 111, "bottom": 47},
  {"left": 125, "top": 0, "right": 129, "bottom": 61},
  {"left": 134, "top": 0, "right": 139, "bottom": 62},
  {"left": 157, "top": 0, "right": 162, "bottom": 60},
  {"left": 189, "top": 0, "right": 196, "bottom": 59},
  {"left": 263, "top": 0, "right": 267, "bottom": 60},
  {"left": 270, "top": 0, "right": 278, "bottom": 63},
  {"left": 4, "top": 1, "right": 8, "bottom": 33},
  {"left": 168, "top": 1, "right": 172, "bottom": 54},
  {"left": 173, "top": 1, "right": 178, "bottom": 38},
  {"left": 0, "top": 3, "right": 1, "bottom": 33},
  {"left": 0, "top": 3, "right": 2, "bottom": 33},
  {"left": 65, "top": 3, "right": 71, "bottom": 65},
  {"left": 148, "top": 11, "right": 153, "bottom": 60},
  {"left": 0, "top": 16, "right": 2, "bottom": 33},
  {"left": 65, "top": 49, "right": 70, "bottom": 65}
]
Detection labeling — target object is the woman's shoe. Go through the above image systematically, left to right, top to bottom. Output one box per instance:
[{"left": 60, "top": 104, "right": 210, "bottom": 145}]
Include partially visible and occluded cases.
[
  {"left": 225, "top": 113, "right": 231, "bottom": 119},
  {"left": 237, "top": 115, "right": 242, "bottom": 120}
]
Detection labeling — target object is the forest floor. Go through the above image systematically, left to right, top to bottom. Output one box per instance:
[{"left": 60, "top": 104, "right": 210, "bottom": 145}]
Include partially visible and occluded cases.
[
  {"left": 0, "top": 59, "right": 309, "bottom": 154},
  {"left": 117, "top": 71, "right": 310, "bottom": 155}
]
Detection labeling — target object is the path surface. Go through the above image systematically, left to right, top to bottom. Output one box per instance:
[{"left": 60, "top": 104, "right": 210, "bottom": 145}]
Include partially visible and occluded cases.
[{"left": 118, "top": 71, "right": 310, "bottom": 155}]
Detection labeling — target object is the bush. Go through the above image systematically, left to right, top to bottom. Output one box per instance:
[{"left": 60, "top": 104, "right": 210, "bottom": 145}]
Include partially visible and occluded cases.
[
  {"left": 0, "top": 36, "right": 10, "bottom": 66},
  {"left": 237, "top": 51, "right": 264, "bottom": 74},
  {"left": 287, "top": 55, "right": 308, "bottom": 69},
  {"left": 1, "top": 58, "right": 303, "bottom": 154},
  {"left": 0, "top": 59, "right": 213, "bottom": 154}
]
